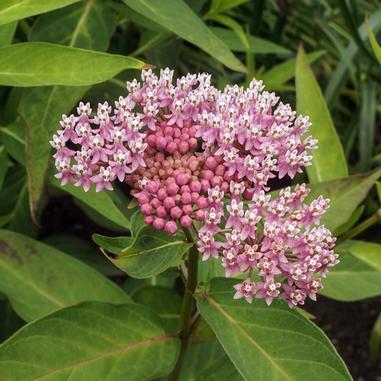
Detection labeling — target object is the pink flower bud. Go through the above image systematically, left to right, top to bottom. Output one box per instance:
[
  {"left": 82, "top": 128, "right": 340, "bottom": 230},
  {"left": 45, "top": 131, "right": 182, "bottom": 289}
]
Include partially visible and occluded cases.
[
  {"left": 147, "top": 134, "right": 156, "bottom": 147},
  {"left": 156, "top": 136, "right": 167, "bottom": 150},
  {"left": 166, "top": 141, "right": 177, "bottom": 153},
  {"left": 178, "top": 141, "right": 189, "bottom": 154},
  {"left": 205, "top": 157, "right": 218, "bottom": 170},
  {"left": 215, "top": 164, "right": 225, "bottom": 176},
  {"left": 202, "top": 169, "right": 214, "bottom": 181},
  {"left": 176, "top": 173, "right": 189, "bottom": 186},
  {"left": 147, "top": 180, "right": 160, "bottom": 194},
  {"left": 190, "top": 180, "right": 201, "bottom": 192},
  {"left": 167, "top": 182, "right": 179, "bottom": 195},
  {"left": 180, "top": 185, "right": 191, "bottom": 194},
  {"left": 157, "top": 188, "right": 167, "bottom": 201},
  {"left": 181, "top": 192, "right": 192, "bottom": 204},
  {"left": 163, "top": 197, "right": 176, "bottom": 209},
  {"left": 197, "top": 197, "right": 208, "bottom": 209},
  {"left": 151, "top": 198, "right": 161, "bottom": 209},
  {"left": 141, "top": 203, "right": 153, "bottom": 215},
  {"left": 182, "top": 205, "right": 193, "bottom": 215},
  {"left": 156, "top": 206, "right": 167, "bottom": 218},
  {"left": 170, "top": 206, "right": 182, "bottom": 219},
  {"left": 194, "top": 210, "right": 205, "bottom": 220},
  {"left": 144, "top": 215, "right": 154, "bottom": 225},
  {"left": 180, "top": 215, "right": 192, "bottom": 228},
  {"left": 153, "top": 217, "right": 165, "bottom": 230},
  {"left": 165, "top": 220, "right": 178, "bottom": 235}
]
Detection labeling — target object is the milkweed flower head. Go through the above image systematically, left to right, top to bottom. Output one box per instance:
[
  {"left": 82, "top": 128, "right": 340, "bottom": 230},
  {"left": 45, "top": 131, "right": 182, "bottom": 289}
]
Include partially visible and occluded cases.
[{"left": 51, "top": 68, "right": 316, "bottom": 233}]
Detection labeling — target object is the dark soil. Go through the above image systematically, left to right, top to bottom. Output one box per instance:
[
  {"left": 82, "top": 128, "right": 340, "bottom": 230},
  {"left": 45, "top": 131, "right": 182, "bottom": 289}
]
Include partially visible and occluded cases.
[{"left": 307, "top": 297, "right": 381, "bottom": 381}]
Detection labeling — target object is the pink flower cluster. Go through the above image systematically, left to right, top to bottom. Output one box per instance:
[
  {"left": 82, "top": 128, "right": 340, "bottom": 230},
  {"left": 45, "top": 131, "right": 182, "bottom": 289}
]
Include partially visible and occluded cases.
[
  {"left": 51, "top": 68, "right": 317, "bottom": 235},
  {"left": 197, "top": 183, "right": 339, "bottom": 307}
]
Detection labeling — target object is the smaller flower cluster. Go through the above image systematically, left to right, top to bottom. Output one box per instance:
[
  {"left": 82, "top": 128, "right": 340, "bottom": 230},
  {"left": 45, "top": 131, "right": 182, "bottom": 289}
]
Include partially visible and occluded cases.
[
  {"left": 50, "top": 101, "right": 147, "bottom": 192},
  {"left": 197, "top": 183, "right": 338, "bottom": 307}
]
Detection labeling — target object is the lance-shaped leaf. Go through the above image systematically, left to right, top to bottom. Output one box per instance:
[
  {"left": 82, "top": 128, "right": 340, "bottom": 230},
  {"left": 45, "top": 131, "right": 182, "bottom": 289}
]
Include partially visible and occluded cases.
[
  {"left": 0, "top": 0, "right": 79, "bottom": 25},
  {"left": 19, "top": 0, "right": 118, "bottom": 218},
  {"left": 122, "top": 0, "right": 245, "bottom": 72},
  {"left": 366, "top": 16, "right": 381, "bottom": 65},
  {"left": 0, "top": 22, "right": 16, "bottom": 46},
  {"left": 0, "top": 42, "right": 146, "bottom": 87},
  {"left": 296, "top": 45, "right": 348, "bottom": 183},
  {"left": 306, "top": 167, "right": 381, "bottom": 231},
  {"left": 51, "top": 178, "right": 131, "bottom": 230},
  {"left": 102, "top": 226, "right": 192, "bottom": 279},
  {"left": 0, "top": 229, "right": 129, "bottom": 321},
  {"left": 322, "top": 240, "right": 381, "bottom": 301},
  {"left": 196, "top": 278, "right": 352, "bottom": 381},
  {"left": 0, "top": 302, "right": 180, "bottom": 381}
]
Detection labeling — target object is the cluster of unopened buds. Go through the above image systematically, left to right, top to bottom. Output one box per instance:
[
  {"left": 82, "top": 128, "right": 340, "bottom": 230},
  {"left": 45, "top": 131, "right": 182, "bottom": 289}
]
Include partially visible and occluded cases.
[{"left": 51, "top": 67, "right": 338, "bottom": 307}]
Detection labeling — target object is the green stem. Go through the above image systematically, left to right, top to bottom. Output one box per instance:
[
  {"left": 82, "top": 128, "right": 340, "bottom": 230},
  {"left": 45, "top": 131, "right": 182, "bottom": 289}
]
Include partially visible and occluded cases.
[
  {"left": 337, "top": 209, "right": 381, "bottom": 244},
  {"left": 169, "top": 232, "right": 198, "bottom": 381}
]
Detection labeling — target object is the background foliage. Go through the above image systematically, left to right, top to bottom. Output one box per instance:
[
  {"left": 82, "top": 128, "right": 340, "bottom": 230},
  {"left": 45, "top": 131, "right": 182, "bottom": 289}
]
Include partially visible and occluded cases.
[{"left": 0, "top": 0, "right": 381, "bottom": 380}]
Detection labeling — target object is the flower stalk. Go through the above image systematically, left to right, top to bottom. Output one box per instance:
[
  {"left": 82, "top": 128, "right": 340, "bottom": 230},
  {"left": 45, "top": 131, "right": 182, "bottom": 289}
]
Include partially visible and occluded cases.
[{"left": 169, "top": 230, "right": 198, "bottom": 381}]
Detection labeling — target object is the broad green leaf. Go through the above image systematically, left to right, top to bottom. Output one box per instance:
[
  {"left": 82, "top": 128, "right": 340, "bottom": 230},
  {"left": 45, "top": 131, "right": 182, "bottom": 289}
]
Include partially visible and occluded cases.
[
  {"left": 0, "top": 0, "right": 79, "bottom": 25},
  {"left": 20, "top": 0, "right": 118, "bottom": 219},
  {"left": 122, "top": 0, "right": 246, "bottom": 72},
  {"left": 209, "top": 0, "right": 249, "bottom": 13},
  {"left": 207, "top": 15, "right": 249, "bottom": 49},
  {"left": 366, "top": 16, "right": 381, "bottom": 65},
  {"left": 0, "top": 22, "right": 16, "bottom": 46},
  {"left": 210, "top": 26, "right": 290, "bottom": 54},
  {"left": 0, "top": 42, "right": 146, "bottom": 86},
  {"left": 296, "top": 45, "right": 348, "bottom": 183},
  {"left": 260, "top": 50, "right": 324, "bottom": 90},
  {"left": 0, "top": 120, "right": 25, "bottom": 165},
  {"left": 0, "top": 146, "right": 7, "bottom": 191},
  {"left": 0, "top": 167, "right": 37, "bottom": 237},
  {"left": 306, "top": 168, "right": 381, "bottom": 231},
  {"left": 52, "top": 178, "right": 131, "bottom": 230},
  {"left": 377, "top": 181, "right": 381, "bottom": 203},
  {"left": 334, "top": 206, "right": 364, "bottom": 236},
  {"left": 103, "top": 226, "right": 192, "bottom": 279},
  {"left": 0, "top": 229, "right": 129, "bottom": 321},
  {"left": 42, "top": 234, "right": 122, "bottom": 277},
  {"left": 92, "top": 234, "right": 134, "bottom": 255},
  {"left": 322, "top": 240, "right": 381, "bottom": 301},
  {"left": 196, "top": 278, "right": 352, "bottom": 381},
  {"left": 133, "top": 285, "right": 181, "bottom": 334},
  {"left": 0, "top": 297, "right": 24, "bottom": 342},
  {"left": 0, "top": 302, "right": 180, "bottom": 381},
  {"left": 370, "top": 312, "right": 381, "bottom": 361},
  {"left": 180, "top": 339, "right": 243, "bottom": 381}
]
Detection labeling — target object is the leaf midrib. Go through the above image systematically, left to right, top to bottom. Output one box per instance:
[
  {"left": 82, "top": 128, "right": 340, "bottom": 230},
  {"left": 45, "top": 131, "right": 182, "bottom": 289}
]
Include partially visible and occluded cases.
[
  {"left": 204, "top": 294, "right": 294, "bottom": 381},
  {"left": 27, "top": 334, "right": 174, "bottom": 381}
]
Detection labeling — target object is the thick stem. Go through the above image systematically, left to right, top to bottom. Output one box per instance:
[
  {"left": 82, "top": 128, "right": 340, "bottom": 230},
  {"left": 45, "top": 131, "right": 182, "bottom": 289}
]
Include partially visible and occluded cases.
[
  {"left": 337, "top": 209, "right": 381, "bottom": 244},
  {"left": 169, "top": 234, "right": 198, "bottom": 381}
]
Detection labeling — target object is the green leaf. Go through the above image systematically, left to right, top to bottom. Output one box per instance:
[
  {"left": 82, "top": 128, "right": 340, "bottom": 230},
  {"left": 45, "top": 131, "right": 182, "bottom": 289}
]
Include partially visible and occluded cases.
[
  {"left": 0, "top": 0, "right": 79, "bottom": 25},
  {"left": 20, "top": 0, "right": 118, "bottom": 219},
  {"left": 121, "top": 0, "right": 246, "bottom": 72},
  {"left": 209, "top": 0, "right": 249, "bottom": 13},
  {"left": 325, "top": 9, "right": 381, "bottom": 105},
  {"left": 207, "top": 15, "right": 249, "bottom": 49},
  {"left": 366, "top": 16, "right": 381, "bottom": 65},
  {"left": 0, "top": 22, "right": 16, "bottom": 46},
  {"left": 210, "top": 26, "right": 290, "bottom": 54},
  {"left": 0, "top": 42, "right": 146, "bottom": 86},
  {"left": 296, "top": 45, "right": 348, "bottom": 183},
  {"left": 260, "top": 50, "right": 324, "bottom": 90},
  {"left": 0, "top": 120, "right": 25, "bottom": 165},
  {"left": 0, "top": 146, "right": 8, "bottom": 191},
  {"left": 306, "top": 168, "right": 381, "bottom": 231},
  {"left": 52, "top": 178, "right": 131, "bottom": 230},
  {"left": 377, "top": 181, "right": 381, "bottom": 203},
  {"left": 334, "top": 206, "right": 364, "bottom": 236},
  {"left": 103, "top": 226, "right": 192, "bottom": 279},
  {"left": 0, "top": 229, "right": 129, "bottom": 321},
  {"left": 42, "top": 234, "right": 122, "bottom": 277},
  {"left": 92, "top": 234, "right": 134, "bottom": 254},
  {"left": 321, "top": 240, "right": 381, "bottom": 301},
  {"left": 196, "top": 278, "right": 352, "bottom": 381},
  {"left": 132, "top": 285, "right": 181, "bottom": 335},
  {"left": 0, "top": 297, "right": 24, "bottom": 342},
  {"left": 0, "top": 302, "right": 180, "bottom": 381},
  {"left": 369, "top": 312, "right": 381, "bottom": 361},
  {"left": 179, "top": 339, "right": 243, "bottom": 381}
]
